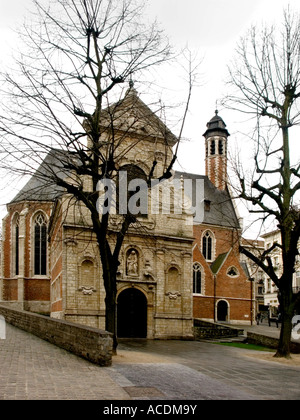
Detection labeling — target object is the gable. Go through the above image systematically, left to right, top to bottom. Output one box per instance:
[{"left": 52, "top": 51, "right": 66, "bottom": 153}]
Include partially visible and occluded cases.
[
  {"left": 98, "top": 88, "right": 178, "bottom": 146},
  {"left": 216, "top": 248, "right": 249, "bottom": 281}
]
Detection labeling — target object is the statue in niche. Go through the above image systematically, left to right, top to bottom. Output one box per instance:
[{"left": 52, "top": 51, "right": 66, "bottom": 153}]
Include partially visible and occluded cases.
[{"left": 126, "top": 250, "right": 138, "bottom": 276}]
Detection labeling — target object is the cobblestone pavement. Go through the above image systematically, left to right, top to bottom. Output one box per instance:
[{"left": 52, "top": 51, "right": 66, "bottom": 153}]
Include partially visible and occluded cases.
[
  {"left": 1, "top": 323, "right": 300, "bottom": 400},
  {"left": 0, "top": 324, "right": 129, "bottom": 400},
  {"left": 111, "top": 337, "right": 300, "bottom": 400}
]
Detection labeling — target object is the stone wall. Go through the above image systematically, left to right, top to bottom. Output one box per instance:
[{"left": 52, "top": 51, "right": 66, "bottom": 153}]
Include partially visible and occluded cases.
[
  {"left": 0, "top": 304, "right": 113, "bottom": 366},
  {"left": 194, "top": 319, "right": 243, "bottom": 340},
  {"left": 247, "top": 332, "right": 300, "bottom": 354}
]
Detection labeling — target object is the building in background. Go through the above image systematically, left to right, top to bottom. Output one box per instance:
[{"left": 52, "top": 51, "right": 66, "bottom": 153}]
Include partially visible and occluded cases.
[
  {"left": 261, "top": 229, "right": 300, "bottom": 317},
  {"left": 240, "top": 238, "right": 267, "bottom": 317}
]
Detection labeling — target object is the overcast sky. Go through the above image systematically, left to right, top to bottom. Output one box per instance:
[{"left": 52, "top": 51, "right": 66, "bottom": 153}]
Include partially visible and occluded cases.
[
  {"left": 0, "top": 0, "right": 299, "bottom": 235},
  {"left": 0, "top": 0, "right": 299, "bottom": 171},
  {"left": 144, "top": 0, "right": 300, "bottom": 172}
]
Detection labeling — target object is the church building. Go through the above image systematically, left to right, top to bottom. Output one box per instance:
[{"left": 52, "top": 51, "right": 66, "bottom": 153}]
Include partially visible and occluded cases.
[
  {"left": 0, "top": 88, "right": 253, "bottom": 340},
  {"left": 0, "top": 88, "right": 195, "bottom": 340}
]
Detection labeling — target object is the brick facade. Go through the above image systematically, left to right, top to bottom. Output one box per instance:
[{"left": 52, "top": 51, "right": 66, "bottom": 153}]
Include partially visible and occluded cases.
[
  {"left": 191, "top": 111, "right": 252, "bottom": 325},
  {"left": 1, "top": 202, "right": 52, "bottom": 313},
  {"left": 192, "top": 225, "right": 252, "bottom": 324}
]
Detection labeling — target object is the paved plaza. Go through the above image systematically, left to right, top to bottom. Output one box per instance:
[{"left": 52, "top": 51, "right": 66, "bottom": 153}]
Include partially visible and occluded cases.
[{"left": 0, "top": 322, "right": 300, "bottom": 400}]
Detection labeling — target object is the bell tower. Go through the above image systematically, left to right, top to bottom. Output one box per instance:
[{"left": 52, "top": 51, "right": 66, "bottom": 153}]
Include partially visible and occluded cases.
[{"left": 203, "top": 110, "right": 230, "bottom": 190}]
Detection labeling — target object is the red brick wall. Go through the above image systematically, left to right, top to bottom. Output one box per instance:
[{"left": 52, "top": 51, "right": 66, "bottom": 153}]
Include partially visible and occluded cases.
[
  {"left": 206, "top": 157, "right": 227, "bottom": 190},
  {"left": 193, "top": 223, "right": 252, "bottom": 323},
  {"left": 216, "top": 249, "right": 250, "bottom": 300},
  {"left": 3, "top": 279, "right": 18, "bottom": 301},
  {"left": 24, "top": 279, "right": 50, "bottom": 301},
  {"left": 193, "top": 295, "right": 214, "bottom": 319}
]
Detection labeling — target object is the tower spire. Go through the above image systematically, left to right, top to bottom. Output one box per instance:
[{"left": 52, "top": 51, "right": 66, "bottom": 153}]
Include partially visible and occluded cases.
[
  {"left": 129, "top": 78, "right": 134, "bottom": 89},
  {"left": 203, "top": 111, "right": 230, "bottom": 190}
]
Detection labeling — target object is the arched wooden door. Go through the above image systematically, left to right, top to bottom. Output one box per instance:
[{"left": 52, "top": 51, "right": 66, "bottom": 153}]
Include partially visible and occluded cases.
[{"left": 117, "top": 288, "right": 147, "bottom": 338}]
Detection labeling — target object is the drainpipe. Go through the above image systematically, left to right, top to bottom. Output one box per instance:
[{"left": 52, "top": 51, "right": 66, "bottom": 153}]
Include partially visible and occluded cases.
[
  {"left": 18, "top": 207, "right": 28, "bottom": 310},
  {"left": 214, "top": 274, "right": 216, "bottom": 322},
  {"left": 250, "top": 277, "right": 254, "bottom": 326}
]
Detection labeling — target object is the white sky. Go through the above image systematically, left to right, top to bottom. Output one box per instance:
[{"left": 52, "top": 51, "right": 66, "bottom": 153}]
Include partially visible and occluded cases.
[
  {"left": 0, "top": 0, "right": 299, "bottom": 236},
  {"left": 144, "top": 0, "right": 300, "bottom": 171}
]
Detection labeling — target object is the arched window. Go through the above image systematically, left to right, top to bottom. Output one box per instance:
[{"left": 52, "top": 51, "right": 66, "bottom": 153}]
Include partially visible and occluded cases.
[
  {"left": 218, "top": 139, "right": 224, "bottom": 155},
  {"left": 210, "top": 140, "right": 216, "bottom": 155},
  {"left": 34, "top": 213, "right": 47, "bottom": 275},
  {"left": 12, "top": 214, "right": 20, "bottom": 276},
  {"left": 202, "top": 231, "right": 213, "bottom": 261},
  {"left": 193, "top": 263, "right": 202, "bottom": 294}
]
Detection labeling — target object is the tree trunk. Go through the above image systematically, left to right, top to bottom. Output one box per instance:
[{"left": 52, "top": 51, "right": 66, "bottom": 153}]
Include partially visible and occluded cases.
[
  {"left": 91, "top": 211, "right": 119, "bottom": 354},
  {"left": 101, "top": 256, "right": 118, "bottom": 355},
  {"left": 104, "top": 275, "right": 118, "bottom": 355},
  {"left": 275, "top": 285, "right": 294, "bottom": 358},
  {"left": 276, "top": 314, "right": 293, "bottom": 358}
]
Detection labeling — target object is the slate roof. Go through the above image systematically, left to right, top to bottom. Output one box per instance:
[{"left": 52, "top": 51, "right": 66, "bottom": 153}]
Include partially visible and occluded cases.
[
  {"left": 10, "top": 88, "right": 179, "bottom": 205},
  {"left": 203, "top": 110, "right": 230, "bottom": 138},
  {"left": 10, "top": 149, "right": 67, "bottom": 204},
  {"left": 10, "top": 154, "right": 241, "bottom": 232},
  {"left": 174, "top": 171, "right": 240, "bottom": 229},
  {"left": 210, "top": 252, "right": 229, "bottom": 275},
  {"left": 240, "top": 261, "right": 251, "bottom": 278}
]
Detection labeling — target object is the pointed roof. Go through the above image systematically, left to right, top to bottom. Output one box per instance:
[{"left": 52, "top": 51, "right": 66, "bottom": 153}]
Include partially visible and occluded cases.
[
  {"left": 99, "top": 87, "right": 178, "bottom": 146},
  {"left": 10, "top": 88, "right": 179, "bottom": 205},
  {"left": 203, "top": 110, "right": 230, "bottom": 138},
  {"left": 9, "top": 149, "right": 67, "bottom": 204},
  {"left": 210, "top": 251, "right": 230, "bottom": 275}
]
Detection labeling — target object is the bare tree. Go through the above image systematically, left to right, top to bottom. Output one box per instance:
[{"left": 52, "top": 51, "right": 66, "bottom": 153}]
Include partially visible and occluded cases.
[
  {"left": 0, "top": 0, "right": 195, "bottom": 352},
  {"left": 223, "top": 8, "right": 300, "bottom": 357}
]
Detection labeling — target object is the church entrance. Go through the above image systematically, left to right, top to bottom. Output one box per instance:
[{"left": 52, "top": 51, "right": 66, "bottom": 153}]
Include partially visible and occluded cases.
[
  {"left": 117, "top": 288, "right": 147, "bottom": 338},
  {"left": 217, "top": 300, "right": 228, "bottom": 322}
]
